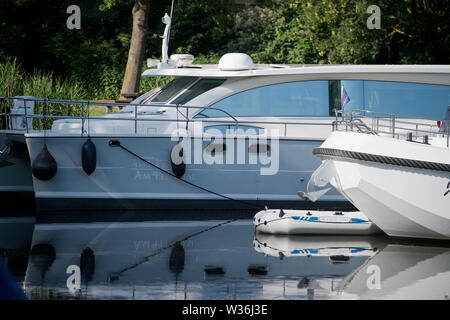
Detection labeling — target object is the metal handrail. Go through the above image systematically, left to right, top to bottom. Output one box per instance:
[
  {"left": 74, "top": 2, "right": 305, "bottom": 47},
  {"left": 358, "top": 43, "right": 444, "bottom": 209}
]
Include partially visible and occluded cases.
[
  {"left": 0, "top": 96, "right": 336, "bottom": 136},
  {"left": 0, "top": 96, "right": 241, "bottom": 133},
  {"left": 0, "top": 96, "right": 238, "bottom": 123},
  {"left": 332, "top": 108, "right": 450, "bottom": 148}
]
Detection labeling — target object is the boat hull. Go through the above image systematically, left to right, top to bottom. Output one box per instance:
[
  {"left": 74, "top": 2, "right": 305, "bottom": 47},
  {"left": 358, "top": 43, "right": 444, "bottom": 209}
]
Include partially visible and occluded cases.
[
  {"left": 0, "top": 132, "right": 34, "bottom": 217},
  {"left": 313, "top": 132, "right": 450, "bottom": 240},
  {"left": 25, "top": 135, "right": 351, "bottom": 222},
  {"left": 330, "top": 160, "right": 450, "bottom": 239}
]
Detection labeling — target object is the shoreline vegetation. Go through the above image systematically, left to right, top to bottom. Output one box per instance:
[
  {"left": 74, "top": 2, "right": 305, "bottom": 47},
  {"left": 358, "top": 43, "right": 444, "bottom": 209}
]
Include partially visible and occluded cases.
[
  {"left": 1, "top": 0, "right": 448, "bottom": 118},
  {"left": 0, "top": 57, "right": 174, "bottom": 118}
]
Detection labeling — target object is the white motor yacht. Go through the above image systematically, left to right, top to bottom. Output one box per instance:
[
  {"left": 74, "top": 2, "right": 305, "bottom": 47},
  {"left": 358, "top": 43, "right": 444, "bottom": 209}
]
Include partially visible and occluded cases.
[
  {"left": 2, "top": 13, "right": 449, "bottom": 222},
  {"left": 18, "top": 64, "right": 450, "bottom": 222},
  {"left": 301, "top": 109, "right": 450, "bottom": 240}
]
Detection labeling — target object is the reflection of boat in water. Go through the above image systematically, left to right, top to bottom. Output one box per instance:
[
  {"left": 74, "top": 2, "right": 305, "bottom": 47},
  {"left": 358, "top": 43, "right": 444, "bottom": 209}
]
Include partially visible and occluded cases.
[
  {"left": 253, "top": 209, "right": 381, "bottom": 235},
  {"left": 0, "top": 217, "right": 34, "bottom": 299},
  {"left": 0, "top": 217, "right": 34, "bottom": 250},
  {"left": 17, "top": 217, "right": 450, "bottom": 300},
  {"left": 23, "top": 219, "right": 372, "bottom": 299},
  {"left": 253, "top": 233, "right": 387, "bottom": 263},
  {"left": 337, "top": 242, "right": 450, "bottom": 299}
]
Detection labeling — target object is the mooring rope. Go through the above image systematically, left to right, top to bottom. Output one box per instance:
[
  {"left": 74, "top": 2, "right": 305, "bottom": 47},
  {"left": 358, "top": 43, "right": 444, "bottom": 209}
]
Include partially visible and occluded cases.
[{"left": 109, "top": 139, "right": 262, "bottom": 210}]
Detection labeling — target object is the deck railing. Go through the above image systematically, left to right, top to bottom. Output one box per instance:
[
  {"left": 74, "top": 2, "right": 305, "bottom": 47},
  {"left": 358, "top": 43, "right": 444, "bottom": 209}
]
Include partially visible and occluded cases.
[
  {"left": 0, "top": 96, "right": 335, "bottom": 137},
  {"left": 332, "top": 109, "right": 450, "bottom": 148}
]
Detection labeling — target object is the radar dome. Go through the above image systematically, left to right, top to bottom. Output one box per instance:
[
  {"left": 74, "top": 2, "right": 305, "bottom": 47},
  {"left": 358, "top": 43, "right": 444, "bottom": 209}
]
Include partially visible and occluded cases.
[{"left": 218, "top": 53, "right": 254, "bottom": 71}]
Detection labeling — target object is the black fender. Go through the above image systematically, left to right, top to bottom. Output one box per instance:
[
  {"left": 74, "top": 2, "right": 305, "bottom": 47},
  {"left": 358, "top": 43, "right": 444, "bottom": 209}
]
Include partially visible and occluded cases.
[
  {"left": 82, "top": 138, "right": 96, "bottom": 175},
  {"left": 170, "top": 143, "right": 186, "bottom": 178},
  {"left": 31, "top": 144, "right": 57, "bottom": 181}
]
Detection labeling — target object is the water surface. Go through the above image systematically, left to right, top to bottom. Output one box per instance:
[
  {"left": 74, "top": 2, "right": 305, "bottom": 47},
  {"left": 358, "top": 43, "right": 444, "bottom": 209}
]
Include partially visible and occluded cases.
[{"left": 1, "top": 217, "right": 449, "bottom": 300}]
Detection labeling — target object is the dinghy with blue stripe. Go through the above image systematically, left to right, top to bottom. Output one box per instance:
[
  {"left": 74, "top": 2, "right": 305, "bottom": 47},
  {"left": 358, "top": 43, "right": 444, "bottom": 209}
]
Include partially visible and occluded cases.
[
  {"left": 253, "top": 209, "right": 381, "bottom": 235},
  {"left": 290, "top": 216, "right": 369, "bottom": 223},
  {"left": 291, "top": 216, "right": 319, "bottom": 222},
  {"left": 289, "top": 247, "right": 372, "bottom": 256},
  {"left": 291, "top": 248, "right": 319, "bottom": 255}
]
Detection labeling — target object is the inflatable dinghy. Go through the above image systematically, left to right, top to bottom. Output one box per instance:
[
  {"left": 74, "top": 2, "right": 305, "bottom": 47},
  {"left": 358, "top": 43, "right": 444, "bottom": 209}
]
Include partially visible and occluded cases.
[{"left": 253, "top": 209, "right": 381, "bottom": 235}]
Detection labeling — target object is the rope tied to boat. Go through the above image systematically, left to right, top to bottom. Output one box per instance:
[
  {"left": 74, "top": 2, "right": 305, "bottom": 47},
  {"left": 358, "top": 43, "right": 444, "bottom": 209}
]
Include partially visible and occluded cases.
[{"left": 108, "top": 139, "right": 262, "bottom": 210}]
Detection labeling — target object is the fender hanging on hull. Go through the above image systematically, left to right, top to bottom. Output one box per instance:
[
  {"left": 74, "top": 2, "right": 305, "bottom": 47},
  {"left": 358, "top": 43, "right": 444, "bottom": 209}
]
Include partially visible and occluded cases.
[
  {"left": 82, "top": 138, "right": 97, "bottom": 176},
  {"left": 170, "top": 143, "right": 186, "bottom": 178},
  {"left": 31, "top": 144, "right": 57, "bottom": 181}
]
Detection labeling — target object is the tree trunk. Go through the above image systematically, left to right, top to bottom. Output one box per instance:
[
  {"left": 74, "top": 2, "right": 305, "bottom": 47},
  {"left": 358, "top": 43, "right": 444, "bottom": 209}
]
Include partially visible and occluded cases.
[{"left": 120, "top": 0, "right": 150, "bottom": 100}]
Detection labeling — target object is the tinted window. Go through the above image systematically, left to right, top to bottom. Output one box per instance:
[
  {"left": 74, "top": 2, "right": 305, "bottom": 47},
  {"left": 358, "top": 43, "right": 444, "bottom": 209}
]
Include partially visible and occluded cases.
[
  {"left": 150, "top": 77, "right": 197, "bottom": 102},
  {"left": 172, "top": 79, "right": 226, "bottom": 105},
  {"left": 341, "top": 80, "right": 450, "bottom": 119},
  {"left": 196, "top": 81, "right": 330, "bottom": 118}
]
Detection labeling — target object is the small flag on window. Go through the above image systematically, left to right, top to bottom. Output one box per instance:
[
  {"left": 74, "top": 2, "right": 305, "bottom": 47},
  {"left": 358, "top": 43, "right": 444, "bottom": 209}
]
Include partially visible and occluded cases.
[{"left": 341, "top": 85, "right": 350, "bottom": 109}]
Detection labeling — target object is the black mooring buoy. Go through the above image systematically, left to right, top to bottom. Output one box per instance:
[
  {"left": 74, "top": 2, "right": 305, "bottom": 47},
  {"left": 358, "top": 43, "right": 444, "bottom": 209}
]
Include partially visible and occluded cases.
[
  {"left": 82, "top": 138, "right": 96, "bottom": 175},
  {"left": 31, "top": 144, "right": 57, "bottom": 181},
  {"left": 170, "top": 144, "right": 186, "bottom": 178}
]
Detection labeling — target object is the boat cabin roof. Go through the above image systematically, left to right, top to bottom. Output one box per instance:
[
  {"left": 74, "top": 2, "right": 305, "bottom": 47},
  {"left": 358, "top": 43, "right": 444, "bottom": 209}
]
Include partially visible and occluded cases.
[{"left": 142, "top": 64, "right": 450, "bottom": 83}]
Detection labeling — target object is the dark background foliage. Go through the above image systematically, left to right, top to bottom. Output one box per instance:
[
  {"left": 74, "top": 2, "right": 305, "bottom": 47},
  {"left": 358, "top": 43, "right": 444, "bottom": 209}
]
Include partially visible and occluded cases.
[{"left": 0, "top": 0, "right": 449, "bottom": 99}]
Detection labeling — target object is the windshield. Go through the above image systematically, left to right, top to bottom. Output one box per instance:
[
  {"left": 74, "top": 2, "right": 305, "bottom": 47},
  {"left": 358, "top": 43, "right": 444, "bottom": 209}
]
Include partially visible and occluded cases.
[
  {"left": 149, "top": 77, "right": 197, "bottom": 103},
  {"left": 172, "top": 78, "right": 226, "bottom": 105}
]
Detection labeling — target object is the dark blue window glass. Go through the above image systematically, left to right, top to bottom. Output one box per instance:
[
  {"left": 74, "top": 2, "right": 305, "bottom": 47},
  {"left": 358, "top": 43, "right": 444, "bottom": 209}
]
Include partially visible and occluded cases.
[
  {"left": 341, "top": 80, "right": 450, "bottom": 119},
  {"left": 196, "top": 81, "right": 330, "bottom": 118}
]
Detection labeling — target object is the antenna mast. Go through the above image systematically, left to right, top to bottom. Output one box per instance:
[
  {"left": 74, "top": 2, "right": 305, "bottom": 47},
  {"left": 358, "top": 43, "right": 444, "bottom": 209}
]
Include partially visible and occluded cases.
[
  {"left": 160, "top": 0, "right": 175, "bottom": 66},
  {"left": 168, "top": 0, "right": 175, "bottom": 49}
]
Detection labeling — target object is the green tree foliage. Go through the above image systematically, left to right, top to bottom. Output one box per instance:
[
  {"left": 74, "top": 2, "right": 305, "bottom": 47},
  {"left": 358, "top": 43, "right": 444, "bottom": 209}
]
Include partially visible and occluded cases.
[
  {"left": 0, "top": 0, "right": 133, "bottom": 98},
  {"left": 1, "top": 0, "right": 448, "bottom": 101},
  {"left": 288, "top": 0, "right": 449, "bottom": 64},
  {"left": 289, "top": 0, "right": 381, "bottom": 63},
  {"left": 378, "top": 0, "right": 450, "bottom": 63},
  {"left": 229, "top": 3, "right": 316, "bottom": 63}
]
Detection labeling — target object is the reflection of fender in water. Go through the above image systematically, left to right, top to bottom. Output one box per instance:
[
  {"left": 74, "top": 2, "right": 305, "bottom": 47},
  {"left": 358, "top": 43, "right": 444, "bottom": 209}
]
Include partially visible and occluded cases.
[
  {"left": 297, "top": 160, "right": 337, "bottom": 202},
  {"left": 29, "top": 243, "right": 56, "bottom": 284},
  {"left": 80, "top": 247, "right": 95, "bottom": 283}
]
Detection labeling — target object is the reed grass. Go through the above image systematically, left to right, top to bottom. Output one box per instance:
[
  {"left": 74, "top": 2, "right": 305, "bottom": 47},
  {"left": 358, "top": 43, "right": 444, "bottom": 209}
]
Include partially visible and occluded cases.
[
  {"left": 0, "top": 57, "right": 23, "bottom": 98},
  {"left": 1, "top": 57, "right": 173, "bottom": 129},
  {"left": 1, "top": 57, "right": 89, "bottom": 99}
]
